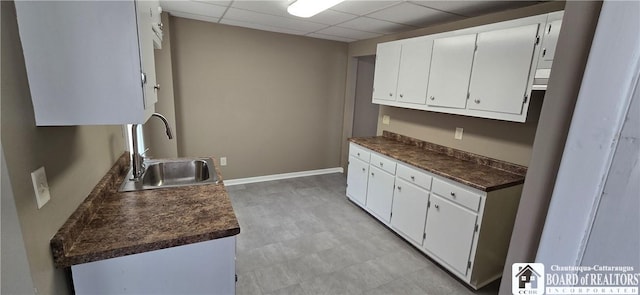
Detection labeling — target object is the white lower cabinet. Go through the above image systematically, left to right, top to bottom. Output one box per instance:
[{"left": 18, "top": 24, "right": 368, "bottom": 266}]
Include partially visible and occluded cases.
[
  {"left": 346, "top": 143, "right": 523, "bottom": 289},
  {"left": 346, "top": 156, "right": 369, "bottom": 206},
  {"left": 365, "top": 166, "right": 395, "bottom": 223},
  {"left": 390, "top": 178, "right": 429, "bottom": 244},
  {"left": 423, "top": 194, "right": 478, "bottom": 276}
]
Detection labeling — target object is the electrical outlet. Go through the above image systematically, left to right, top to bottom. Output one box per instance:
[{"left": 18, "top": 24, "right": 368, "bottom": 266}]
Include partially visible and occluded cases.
[
  {"left": 382, "top": 115, "right": 390, "bottom": 125},
  {"left": 455, "top": 128, "right": 463, "bottom": 140},
  {"left": 220, "top": 157, "right": 227, "bottom": 166},
  {"left": 30, "top": 167, "right": 51, "bottom": 209}
]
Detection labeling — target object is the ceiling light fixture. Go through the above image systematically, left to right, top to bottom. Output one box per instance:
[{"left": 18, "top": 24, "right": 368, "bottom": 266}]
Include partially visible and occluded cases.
[{"left": 287, "top": 0, "right": 345, "bottom": 18}]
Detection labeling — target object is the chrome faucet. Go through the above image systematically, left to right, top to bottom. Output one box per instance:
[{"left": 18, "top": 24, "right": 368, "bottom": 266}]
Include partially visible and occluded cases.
[{"left": 130, "top": 113, "right": 174, "bottom": 181}]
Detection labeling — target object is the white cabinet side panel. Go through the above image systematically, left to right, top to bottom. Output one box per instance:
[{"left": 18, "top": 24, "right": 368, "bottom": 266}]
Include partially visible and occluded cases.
[
  {"left": 14, "top": 1, "right": 145, "bottom": 125},
  {"left": 72, "top": 237, "right": 236, "bottom": 295}
]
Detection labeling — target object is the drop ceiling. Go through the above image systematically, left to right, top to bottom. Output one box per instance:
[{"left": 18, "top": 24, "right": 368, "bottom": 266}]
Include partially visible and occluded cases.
[{"left": 160, "top": 0, "right": 542, "bottom": 42}]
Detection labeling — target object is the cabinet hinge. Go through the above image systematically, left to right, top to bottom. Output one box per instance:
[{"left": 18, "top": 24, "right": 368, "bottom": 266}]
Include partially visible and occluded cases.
[
  {"left": 548, "top": 24, "right": 552, "bottom": 34},
  {"left": 535, "top": 36, "right": 540, "bottom": 45},
  {"left": 474, "top": 44, "right": 478, "bottom": 52},
  {"left": 466, "top": 92, "right": 470, "bottom": 100},
  {"left": 523, "top": 94, "right": 529, "bottom": 104},
  {"left": 427, "top": 200, "right": 431, "bottom": 208},
  {"left": 390, "top": 212, "right": 393, "bottom": 218},
  {"left": 474, "top": 224, "right": 478, "bottom": 232},
  {"left": 423, "top": 232, "right": 426, "bottom": 240},
  {"left": 468, "top": 261, "right": 472, "bottom": 269}
]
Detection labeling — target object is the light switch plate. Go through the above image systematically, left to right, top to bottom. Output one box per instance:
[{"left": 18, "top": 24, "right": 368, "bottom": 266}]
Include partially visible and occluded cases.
[
  {"left": 382, "top": 115, "right": 390, "bottom": 125},
  {"left": 455, "top": 128, "right": 463, "bottom": 140},
  {"left": 220, "top": 157, "right": 227, "bottom": 166},
  {"left": 31, "top": 167, "right": 51, "bottom": 209}
]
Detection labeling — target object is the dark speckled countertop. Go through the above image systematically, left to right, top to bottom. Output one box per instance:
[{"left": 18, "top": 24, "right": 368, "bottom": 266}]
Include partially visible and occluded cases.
[
  {"left": 350, "top": 131, "right": 527, "bottom": 192},
  {"left": 51, "top": 153, "right": 240, "bottom": 268}
]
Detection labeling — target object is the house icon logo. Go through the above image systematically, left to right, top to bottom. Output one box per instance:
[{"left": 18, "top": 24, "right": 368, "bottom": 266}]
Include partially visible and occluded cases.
[{"left": 512, "top": 263, "right": 545, "bottom": 294}]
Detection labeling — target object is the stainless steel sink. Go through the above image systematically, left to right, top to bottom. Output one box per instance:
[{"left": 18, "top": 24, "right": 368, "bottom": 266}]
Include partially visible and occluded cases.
[{"left": 119, "top": 158, "right": 219, "bottom": 192}]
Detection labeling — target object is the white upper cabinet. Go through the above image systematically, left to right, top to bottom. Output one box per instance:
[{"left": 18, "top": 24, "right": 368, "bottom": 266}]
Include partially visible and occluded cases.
[
  {"left": 15, "top": 0, "right": 161, "bottom": 126},
  {"left": 372, "top": 12, "right": 561, "bottom": 123},
  {"left": 467, "top": 24, "right": 540, "bottom": 115},
  {"left": 426, "top": 34, "right": 476, "bottom": 109},
  {"left": 396, "top": 39, "right": 433, "bottom": 105},
  {"left": 372, "top": 42, "right": 402, "bottom": 101}
]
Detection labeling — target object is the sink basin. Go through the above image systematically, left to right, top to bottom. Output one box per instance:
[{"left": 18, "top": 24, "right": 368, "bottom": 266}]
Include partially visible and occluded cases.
[{"left": 119, "top": 158, "right": 219, "bottom": 192}]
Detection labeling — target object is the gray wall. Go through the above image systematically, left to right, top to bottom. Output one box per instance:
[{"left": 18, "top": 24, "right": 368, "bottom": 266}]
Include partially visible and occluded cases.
[
  {"left": 1, "top": 2, "right": 126, "bottom": 294},
  {"left": 340, "top": 2, "right": 565, "bottom": 169},
  {"left": 144, "top": 12, "right": 179, "bottom": 159},
  {"left": 170, "top": 17, "right": 348, "bottom": 179},
  {"left": 352, "top": 56, "right": 378, "bottom": 138}
]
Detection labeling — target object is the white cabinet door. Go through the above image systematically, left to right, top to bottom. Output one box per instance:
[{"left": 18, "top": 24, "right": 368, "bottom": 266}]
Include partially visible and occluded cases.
[
  {"left": 136, "top": 0, "right": 159, "bottom": 110},
  {"left": 540, "top": 19, "right": 562, "bottom": 64},
  {"left": 468, "top": 24, "right": 539, "bottom": 115},
  {"left": 426, "top": 34, "right": 476, "bottom": 109},
  {"left": 396, "top": 39, "right": 433, "bottom": 105},
  {"left": 373, "top": 42, "right": 402, "bottom": 101},
  {"left": 347, "top": 156, "right": 369, "bottom": 206},
  {"left": 366, "top": 166, "right": 395, "bottom": 223},
  {"left": 390, "top": 179, "right": 429, "bottom": 244},
  {"left": 424, "top": 194, "right": 477, "bottom": 276}
]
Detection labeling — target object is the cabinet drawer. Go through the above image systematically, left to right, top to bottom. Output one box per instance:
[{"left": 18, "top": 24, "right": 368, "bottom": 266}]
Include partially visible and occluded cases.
[
  {"left": 349, "top": 143, "right": 371, "bottom": 163},
  {"left": 370, "top": 153, "right": 397, "bottom": 175},
  {"left": 396, "top": 163, "right": 432, "bottom": 190},
  {"left": 432, "top": 178, "right": 481, "bottom": 212}
]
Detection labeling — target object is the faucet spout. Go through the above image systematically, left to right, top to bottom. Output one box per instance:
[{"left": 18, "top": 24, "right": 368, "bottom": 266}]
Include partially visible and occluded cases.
[
  {"left": 130, "top": 112, "right": 174, "bottom": 181},
  {"left": 152, "top": 113, "right": 173, "bottom": 139}
]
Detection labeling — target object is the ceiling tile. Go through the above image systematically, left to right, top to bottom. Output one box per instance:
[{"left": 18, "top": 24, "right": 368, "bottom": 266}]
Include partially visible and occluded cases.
[
  {"left": 160, "top": 0, "right": 228, "bottom": 18},
  {"left": 193, "top": 0, "right": 233, "bottom": 6},
  {"left": 230, "top": 0, "right": 293, "bottom": 17},
  {"left": 330, "top": 1, "right": 401, "bottom": 16},
  {"left": 410, "top": 1, "right": 539, "bottom": 17},
  {"left": 368, "top": 2, "right": 462, "bottom": 27},
  {"left": 223, "top": 8, "right": 328, "bottom": 33},
  {"left": 307, "top": 9, "right": 358, "bottom": 26},
  {"left": 169, "top": 11, "right": 221, "bottom": 23},
  {"left": 338, "top": 16, "right": 415, "bottom": 34},
  {"left": 220, "top": 19, "right": 307, "bottom": 35},
  {"left": 315, "top": 26, "right": 382, "bottom": 40},
  {"left": 307, "top": 33, "right": 356, "bottom": 43}
]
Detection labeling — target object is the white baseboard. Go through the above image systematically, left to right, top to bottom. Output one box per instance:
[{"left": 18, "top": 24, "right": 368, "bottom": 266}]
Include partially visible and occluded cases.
[{"left": 223, "top": 167, "right": 344, "bottom": 186}]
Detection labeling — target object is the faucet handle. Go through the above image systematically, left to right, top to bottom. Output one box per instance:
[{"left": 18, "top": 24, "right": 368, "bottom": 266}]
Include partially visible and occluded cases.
[{"left": 140, "top": 148, "right": 150, "bottom": 157}]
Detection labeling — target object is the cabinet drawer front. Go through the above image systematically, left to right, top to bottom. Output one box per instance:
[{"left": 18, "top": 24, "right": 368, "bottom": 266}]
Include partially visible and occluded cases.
[
  {"left": 349, "top": 143, "right": 371, "bottom": 163},
  {"left": 370, "top": 153, "right": 397, "bottom": 175},
  {"left": 396, "top": 163, "right": 432, "bottom": 190},
  {"left": 431, "top": 178, "right": 481, "bottom": 212}
]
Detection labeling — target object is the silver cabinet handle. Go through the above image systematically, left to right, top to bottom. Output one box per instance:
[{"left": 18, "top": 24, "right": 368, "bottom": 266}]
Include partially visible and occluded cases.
[
  {"left": 141, "top": 72, "right": 147, "bottom": 84},
  {"left": 154, "top": 84, "right": 160, "bottom": 91},
  {"left": 389, "top": 93, "right": 393, "bottom": 97},
  {"left": 399, "top": 94, "right": 403, "bottom": 98},
  {"left": 430, "top": 96, "right": 435, "bottom": 100},
  {"left": 474, "top": 99, "right": 481, "bottom": 104},
  {"left": 357, "top": 152, "right": 360, "bottom": 156},
  {"left": 380, "top": 162, "right": 383, "bottom": 167},
  {"left": 362, "top": 168, "right": 365, "bottom": 172},
  {"left": 371, "top": 172, "right": 375, "bottom": 176},
  {"left": 410, "top": 176, "right": 415, "bottom": 181},
  {"left": 397, "top": 186, "right": 402, "bottom": 191},
  {"left": 451, "top": 192, "right": 456, "bottom": 197},
  {"left": 434, "top": 204, "right": 440, "bottom": 209}
]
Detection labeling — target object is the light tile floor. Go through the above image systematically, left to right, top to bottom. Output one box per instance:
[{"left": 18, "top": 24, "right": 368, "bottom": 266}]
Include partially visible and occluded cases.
[{"left": 227, "top": 173, "right": 500, "bottom": 295}]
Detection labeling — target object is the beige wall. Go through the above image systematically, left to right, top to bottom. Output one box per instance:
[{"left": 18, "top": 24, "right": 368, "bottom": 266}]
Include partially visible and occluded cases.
[
  {"left": 1, "top": 2, "right": 126, "bottom": 294},
  {"left": 340, "top": 2, "right": 565, "bottom": 169},
  {"left": 144, "top": 12, "right": 179, "bottom": 159},
  {"left": 170, "top": 17, "right": 348, "bottom": 179},
  {"left": 377, "top": 92, "right": 543, "bottom": 166}
]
